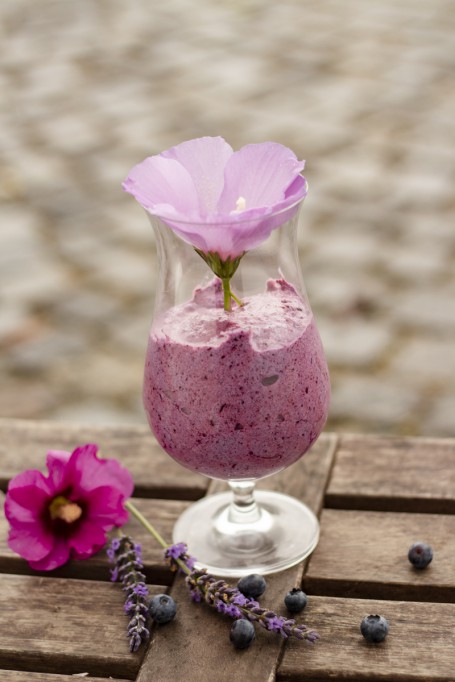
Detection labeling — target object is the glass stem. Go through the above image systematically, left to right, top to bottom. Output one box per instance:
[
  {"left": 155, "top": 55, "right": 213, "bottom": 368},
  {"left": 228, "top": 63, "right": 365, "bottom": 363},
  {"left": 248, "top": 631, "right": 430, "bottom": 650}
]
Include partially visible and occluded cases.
[{"left": 227, "top": 480, "right": 261, "bottom": 524}]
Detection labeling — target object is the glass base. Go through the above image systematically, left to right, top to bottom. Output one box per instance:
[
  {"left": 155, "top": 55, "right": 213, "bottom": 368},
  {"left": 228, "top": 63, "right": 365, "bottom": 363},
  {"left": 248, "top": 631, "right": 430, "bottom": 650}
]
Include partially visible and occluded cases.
[{"left": 172, "top": 490, "right": 319, "bottom": 577}]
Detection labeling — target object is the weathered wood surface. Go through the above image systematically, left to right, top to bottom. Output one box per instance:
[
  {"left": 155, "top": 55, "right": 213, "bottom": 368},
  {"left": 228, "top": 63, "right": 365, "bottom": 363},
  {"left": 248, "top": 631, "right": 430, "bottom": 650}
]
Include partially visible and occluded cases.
[
  {"left": 0, "top": 419, "right": 208, "bottom": 499},
  {"left": 2, "top": 419, "right": 455, "bottom": 681},
  {"left": 137, "top": 434, "right": 338, "bottom": 682},
  {"left": 326, "top": 434, "right": 455, "bottom": 514},
  {"left": 305, "top": 509, "right": 455, "bottom": 602},
  {"left": 138, "top": 565, "right": 307, "bottom": 682},
  {"left": 0, "top": 574, "right": 165, "bottom": 679},
  {"left": 278, "top": 596, "right": 455, "bottom": 682},
  {"left": 0, "top": 673, "right": 130, "bottom": 681}
]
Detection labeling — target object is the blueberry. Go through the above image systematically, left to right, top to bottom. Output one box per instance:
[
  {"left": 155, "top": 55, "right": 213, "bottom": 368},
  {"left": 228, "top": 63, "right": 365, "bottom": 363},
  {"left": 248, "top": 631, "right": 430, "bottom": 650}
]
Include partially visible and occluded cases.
[
  {"left": 408, "top": 542, "right": 433, "bottom": 569},
  {"left": 237, "top": 574, "right": 267, "bottom": 599},
  {"left": 284, "top": 588, "right": 308, "bottom": 613},
  {"left": 149, "top": 594, "right": 177, "bottom": 624},
  {"left": 360, "top": 615, "right": 389, "bottom": 643},
  {"left": 230, "top": 618, "right": 256, "bottom": 649}
]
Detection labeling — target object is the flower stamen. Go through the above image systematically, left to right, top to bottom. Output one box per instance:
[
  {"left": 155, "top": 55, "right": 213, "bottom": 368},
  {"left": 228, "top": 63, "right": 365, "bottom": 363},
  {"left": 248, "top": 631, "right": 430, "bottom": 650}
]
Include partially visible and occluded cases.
[
  {"left": 233, "top": 196, "right": 246, "bottom": 213},
  {"left": 49, "top": 496, "right": 83, "bottom": 523}
]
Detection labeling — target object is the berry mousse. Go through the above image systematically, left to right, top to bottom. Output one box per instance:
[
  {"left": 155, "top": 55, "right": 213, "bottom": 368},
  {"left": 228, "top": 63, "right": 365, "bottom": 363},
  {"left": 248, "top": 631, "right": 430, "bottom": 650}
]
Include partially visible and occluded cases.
[{"left": 144, "top": 277, "right": 330, "bottom": 480}]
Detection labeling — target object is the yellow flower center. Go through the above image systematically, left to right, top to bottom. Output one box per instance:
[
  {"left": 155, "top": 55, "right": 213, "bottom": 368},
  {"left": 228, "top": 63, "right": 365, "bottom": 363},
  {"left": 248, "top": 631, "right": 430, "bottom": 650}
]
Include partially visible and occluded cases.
[
  {"left": 233, "top": 196, "right": 246, "bottom": 213},
  {"left": 49, "top": 495, "right": 83, "bottom": 523}
]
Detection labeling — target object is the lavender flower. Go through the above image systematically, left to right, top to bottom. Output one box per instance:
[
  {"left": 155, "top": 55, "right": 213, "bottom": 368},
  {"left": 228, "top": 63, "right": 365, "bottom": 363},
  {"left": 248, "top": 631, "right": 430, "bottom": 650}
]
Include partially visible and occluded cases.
[
  {"left": 121, "top": 502, "right": 320, "bottom": 648},
  {"left": 107, "top": 535, "right": 150, "bottom": 652},
  {"left": 164, "top": 542, "right": 197, "bottom": 573},
  {"left": 186, "top": 568, "right": 319, "bottom": 643}
]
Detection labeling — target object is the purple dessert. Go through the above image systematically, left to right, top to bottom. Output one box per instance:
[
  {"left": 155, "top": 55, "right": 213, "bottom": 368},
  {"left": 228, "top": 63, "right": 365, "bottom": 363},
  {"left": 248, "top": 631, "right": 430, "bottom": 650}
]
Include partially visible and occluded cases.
[{"left": 144, "top": 278, "right": 330, "bottom": 480}]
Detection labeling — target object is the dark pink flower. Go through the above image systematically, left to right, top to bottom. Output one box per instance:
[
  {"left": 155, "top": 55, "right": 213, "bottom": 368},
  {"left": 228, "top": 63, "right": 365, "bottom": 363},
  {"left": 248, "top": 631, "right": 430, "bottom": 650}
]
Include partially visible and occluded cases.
[
  {"left": 122, "top": 137, "right": 307, "bottom": 260},
  {"left": 4, "top": 444, "right": 134, "bottom": 571}
]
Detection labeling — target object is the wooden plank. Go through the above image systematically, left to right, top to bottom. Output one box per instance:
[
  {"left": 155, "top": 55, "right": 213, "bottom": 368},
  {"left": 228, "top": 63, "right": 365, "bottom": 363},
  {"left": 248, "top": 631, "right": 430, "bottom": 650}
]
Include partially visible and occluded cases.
[
  {"left": 0, "top": 418, "right": 208, "bottom": 500},
  {"left": 136, "top": 434, "right": 338, "bottom": 682},
  {"left": 326, "top": 434, "right": 455, "bottom": 514},
  {"left": 0, "top": 496, "right": 189, "bottom": 584},
  {"left": 305, "top": 509, "right": 455, "bottom": 602},
  {"left": 138, "top": 566, "right": 310, "bottom": 682},
  {"left": 0, "top": 574, "right": 166, "bottom": 679},
  {"left": 278, "top": 596, "right": 455, "bottom": 681},
  {"left": 0, "top": 672, "right": 130, "bottom": 681}
]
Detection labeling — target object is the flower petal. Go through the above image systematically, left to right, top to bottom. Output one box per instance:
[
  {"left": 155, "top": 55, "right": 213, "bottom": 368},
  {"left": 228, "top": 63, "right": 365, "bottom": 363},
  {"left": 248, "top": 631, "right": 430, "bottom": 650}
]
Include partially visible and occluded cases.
[
  {"left": 161, "top": 136, "right": 233, "bottom": 215},
  {"left": 217, "top": 142, "right": 305, "bottom": 214},
  {"left": 123, "top": 155, "right": 200, "bottom": 218},
  {"left": 207, "top": 174, "right": 308, "bottom": 259},
  {"left": 229, "top": 175, "right": 308, "bottom": 254},
  {"left": 153, "top": 217, "right": 222, "bottom": 255},
  {"left": 67, "top": 445, "right": 134, "bottom": 501},
  {"left": 45, "top": 449, "right": 71, "bottom": 491},
  {"left": 6, "top": 468, "right": 52, "bottom": 497},
  {"left": 5, "top": 470, "right": 52, "bottom": 527},
  {"left": 4, "top": 484, "right": 49, "bottom": 525},
  {"left": 84, "top": 485, "right": 130, "bottom": 527},
  {"left": 67, "top": 520, "right": 107, "bottom": 559},
  {"left": 8, "top": 525, "right": 54, "bottom": 562},
  {"left": 28, "top": 537, "right": 70, "bottom": 571}
]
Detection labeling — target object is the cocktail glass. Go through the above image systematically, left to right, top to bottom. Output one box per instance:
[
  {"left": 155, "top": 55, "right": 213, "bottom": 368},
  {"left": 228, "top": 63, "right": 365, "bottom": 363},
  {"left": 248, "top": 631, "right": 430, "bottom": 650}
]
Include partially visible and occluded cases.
[{"left": 142, "top": 198, "right": 330, "bottom": 576}]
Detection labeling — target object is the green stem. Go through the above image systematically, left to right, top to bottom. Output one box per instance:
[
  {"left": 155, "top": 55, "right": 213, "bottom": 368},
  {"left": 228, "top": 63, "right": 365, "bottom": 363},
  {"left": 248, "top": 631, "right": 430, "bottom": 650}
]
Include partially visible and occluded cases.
[
  {"left": 194, "top": 248, "right": 244, "bottom": 312},
  {"left": 221, "top": 277, "right": 231, "bottom": 312},
  {"left": 230, "top": 290, "right": 244, "bottom": 307},
  {"left": 125, "top": 500, "right": 191, "bottom": 575},
  {"left": 125, "top": 500, "right": 168, "bottom": 549}
]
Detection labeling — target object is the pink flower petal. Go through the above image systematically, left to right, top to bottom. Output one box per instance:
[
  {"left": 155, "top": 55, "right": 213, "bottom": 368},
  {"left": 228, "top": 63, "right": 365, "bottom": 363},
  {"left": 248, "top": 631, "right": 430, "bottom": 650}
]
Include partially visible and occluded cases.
[
  {"left": 161, "top": 136, "right": 233, "bottom": 215},
  {"left": 217, "top": 142, "right": 305, "bottom": 214},
  {"left": 123, "top": 155, "right": 200, "bottom": 218},
  {"left": 227, "top": 175, "right": 308, "bottom": 255},
  {"left": 177, "top": 177, "right": 307, "bottom": 260},
  {"left": 154, "top": 218, "right": 222, "bottom": 255},
  {"left": 67, "top": 445, "right": 134, "bottom": 501},
  {"left": 45, "top": 449, "right": 71, "bottom": 490},
  {"left": 7, "top": 468, "right": 53, "bottom": 497},
  {"left": 4, "top": 484, "right": 49, "bottom": 525},
  {"left": 84, "top": 485, "right": 130, "bottom": 527},
  {"left": 67, "top": 520, "right": 107, "bottom": 559},
  {"left": 8, "top": 525, "right": 54, "bottom": 562},
  {"left": 28, "top": 537, "right": 70, "bottom": 571}
]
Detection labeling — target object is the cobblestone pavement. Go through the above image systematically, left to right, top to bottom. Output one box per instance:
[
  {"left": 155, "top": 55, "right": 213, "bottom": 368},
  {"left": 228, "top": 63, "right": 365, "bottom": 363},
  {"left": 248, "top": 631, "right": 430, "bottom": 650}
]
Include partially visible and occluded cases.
[{"left": 1, "top": 0, "right": 454, "bottom": 437}]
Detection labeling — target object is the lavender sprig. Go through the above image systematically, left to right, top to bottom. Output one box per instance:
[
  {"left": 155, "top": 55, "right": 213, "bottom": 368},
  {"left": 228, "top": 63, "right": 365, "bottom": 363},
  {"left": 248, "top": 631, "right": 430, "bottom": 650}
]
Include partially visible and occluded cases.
[
  {"left": 123, "top": 501, "right": 320, "bottom": 645},
  {"left": 107, "top": 535, "right": 150, "bottom": 652},
  {"left": 164, "top": 541, "right": 197, "bottom": 573},
  {"left": 186, "top": 567, "right": 319, "bottom": 642}
]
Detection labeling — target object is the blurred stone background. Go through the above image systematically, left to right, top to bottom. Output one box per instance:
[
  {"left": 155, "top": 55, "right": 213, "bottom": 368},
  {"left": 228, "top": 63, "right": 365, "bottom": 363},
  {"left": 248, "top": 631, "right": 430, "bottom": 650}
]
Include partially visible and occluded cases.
[{"left": 0, "top": 0, "right": 454, "bottom": 436}]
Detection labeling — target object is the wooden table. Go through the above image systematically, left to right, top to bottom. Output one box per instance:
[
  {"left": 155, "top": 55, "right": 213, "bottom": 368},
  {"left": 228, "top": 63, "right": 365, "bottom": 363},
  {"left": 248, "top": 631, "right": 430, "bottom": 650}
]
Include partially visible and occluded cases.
[{"left": 0, "top": 418, "right": 454, "bottom": 681}]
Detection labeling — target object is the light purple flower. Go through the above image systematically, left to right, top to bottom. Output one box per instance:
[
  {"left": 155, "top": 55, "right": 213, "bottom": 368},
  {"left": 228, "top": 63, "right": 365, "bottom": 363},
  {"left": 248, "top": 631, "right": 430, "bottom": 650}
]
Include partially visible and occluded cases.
[{"left": 123, "top": 136, "right": 307, "bottom": 260}]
